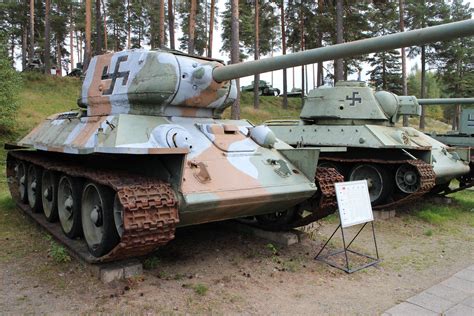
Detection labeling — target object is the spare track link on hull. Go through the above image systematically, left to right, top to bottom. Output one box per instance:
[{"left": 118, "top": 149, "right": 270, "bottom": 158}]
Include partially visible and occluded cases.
[
  {"left": 7, "top": 151, "right": 179, "bottom": 263},
  {"left": 320, "top": 157, "right": 436, "bottom": 209}
]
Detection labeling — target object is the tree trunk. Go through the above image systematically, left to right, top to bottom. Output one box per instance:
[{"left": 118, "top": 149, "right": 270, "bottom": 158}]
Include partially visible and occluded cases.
[
  {"left": 29, "top": 0, "right": 34, "bottom": 64},
  {"left": 44, "top": 0, "right": 51, "bottom": 74},
  {"left": 84, "top": 0, "right": 92, "bottom": 71},
  {"left": 95, "top": 0, "right": 102, "bottom": 54},
  {"left": 101, "top": 0, "right": 107, "bottom": 51},
  {"left": 127, "top": 0, "right": 131, "bottom": 49},
  {"left": 159, "top": 0, "right": 165, "bottom": 48},
  {"left": 168, "top": 0, "right": 175, "bottom": 49},
  {"left": 188, "top": 0, "right": 197, "bottom": 54},
  {"left": 208, "top": 0, "right": 215, "bottom": 57},
  {"left": 230, "top": 0, "right": 240, "bottom": 120},
  {"left": 253, "top": 0, "right": 260, "bottom": 110},
  {"left": 280, "top": 0, "right": 288, "bottom": 109},
  {"left": 317, "top": 0, "right": 324, "bottom": 86},
  {"left": 334, "top": 0, "right": 344, "bottom": 82},
  {"left": 400, "top": 0, "right": 408, "bottom": 126},
  {"left": 300, "top": 5, "right": 304, "bottom": 102},
  {"left": 70, "top": 7, "right": 74, "bottom": 72},
  {"left": 22, "top": 24, "right": 27, "bottom": 70},
  {"left": 76, "top": 30, "right": 81, "bottom": 65},
  {"left": 56, "top": 38, "right": 62, "bottom": 76},
  {"left": 419, "top": 45, "right": 426, "bottom": 130}
]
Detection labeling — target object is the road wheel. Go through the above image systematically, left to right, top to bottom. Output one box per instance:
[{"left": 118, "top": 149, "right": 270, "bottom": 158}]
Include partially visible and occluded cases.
[
  {"left": 15, "top": 161, "right": 28, "bottom": 203},
  {"left": 27, "top": 164, "right": 43, "bottom": 212},
  {"left": 348, "top": 164, "right": 393, "bottom": 205},
  {"left": 395, "top": 164, "right": 421, "bottom": 193},
  {"left": 41, "top": 170, "right": 59, "bottom": 222},
  {"left": 58, "top": 175, "right": 83, "bottom": 238},
  {"left": 81, "top": 182, "right": 119, "bottom": 257}
]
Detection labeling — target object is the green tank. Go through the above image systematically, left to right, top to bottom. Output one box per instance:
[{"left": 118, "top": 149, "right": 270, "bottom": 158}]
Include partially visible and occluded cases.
[
  {"left": 5, "top": 20, "right": 474, "bottom": 261},
  {"left": 241, "top": 80, "right": 280, "bottom": 96},
  {"left": 268, "top": 81, "right": 472, "bottom": 206},
  {"left": 422, "top": 99, "right": 474, "bottom": 193}
]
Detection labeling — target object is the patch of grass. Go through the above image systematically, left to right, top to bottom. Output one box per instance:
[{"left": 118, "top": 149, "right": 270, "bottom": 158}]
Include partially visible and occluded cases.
[
  {"left": 222, "top": 92, "right": 301, "bottom": 124},
  {"left": 0, "top": 195, "right": 15, "bottom": 211},
  {"left": 415, "top": 205, "right": 460, "bottom": 225},
  {"left": 321, "top": 213, "right": 339, "bottom": 223},
  {"left": 423, "top": 229, "right": 433, "bottom": 237},
  {"left": 45, "top": 235, "right": 71, "bottom": 263},
  {"left": 266, "top": 243, "right": 278, "bottom": 256},
  {"left": 143, "top": 256, "right": 160, "bottom": 270},
  {"left": 192, "top": 283, "right": 208, "bottom": 296}
]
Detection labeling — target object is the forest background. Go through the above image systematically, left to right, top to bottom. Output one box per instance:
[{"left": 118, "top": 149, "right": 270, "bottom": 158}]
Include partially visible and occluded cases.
[{"left": 0, "top": 0, "right": 473, "bottom": 133}]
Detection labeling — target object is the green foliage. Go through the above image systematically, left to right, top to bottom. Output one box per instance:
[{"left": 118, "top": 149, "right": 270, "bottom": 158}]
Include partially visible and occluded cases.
[
  {"left": 178, "top": 0, "right": 218, "bottom": 55},
  {"left": 221, "top": 0, "right": 280, "bottom": 59},
  {"left": 404, "top": 0, "right": 450, "bottom": 62},
  {"left": 366, "top": 1, "right": 402, "bottom": 94},
  {"left": 0, "top": 36, "right": 21, "bottom": 134},
  {"left": 407, "top": 68, "right": 444, "bottom": 121},
  {"left": 223, "top": 92, "right": 301, "bottom": 124},
  {"left": 416, "top": 205, "right": 460, "bottom": 225},
  {"left": 423, "top": 229, "right": 433, "bottom": 236},
  {"left": 45, "top": 235, "right": 71, "bottom": 263},
  {"left": 266, "top": 243, "right": 278, "bottom": 256},
  {"left": 143, "top": 256, "right": 160, "bottom": 270},
  {"left": 192, "top": 283, "right": 208, "bottom": 296}
]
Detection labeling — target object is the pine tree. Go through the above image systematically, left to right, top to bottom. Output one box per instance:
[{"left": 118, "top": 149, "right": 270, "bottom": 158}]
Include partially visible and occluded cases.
[
  {"left": 107, "top": 0, "right": 127, "bottom": 51},
  {"left": 230, "top": 0, "right": 240, "bottom": 120},
  {"left": 405, "top": 0, "right": 449, "bottom": 129},
  {"left": 434, "top": 0, "right": 473, "bottom": 129},
  {"left": 366, "top": 1, "right": 402, "bottom": 94}
]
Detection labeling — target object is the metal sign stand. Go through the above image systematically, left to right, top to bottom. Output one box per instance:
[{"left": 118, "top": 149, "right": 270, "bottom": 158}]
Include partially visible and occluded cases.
[
  {"left": 315, "top": 180, "right": 381, "bottom": 273},
  {"left": 314, "top": 221, "right": 380, "bottom": 273}
]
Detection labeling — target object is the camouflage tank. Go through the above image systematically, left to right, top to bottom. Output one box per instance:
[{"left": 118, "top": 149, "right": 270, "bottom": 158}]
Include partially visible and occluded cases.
[
  {"left": 5, "top": 20, "right": 474, "bottom": 261},
  {"left": 268, "top": 81, "right": 472, "bottom": 207}
]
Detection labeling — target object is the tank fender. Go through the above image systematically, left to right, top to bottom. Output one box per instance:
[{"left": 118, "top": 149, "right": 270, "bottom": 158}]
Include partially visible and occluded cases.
[
  {"left": 447, "top": 147, "right": 471, "bottom": 163},
  {"left": 277, "top": 148, "right": 320, "bottom": 181}
]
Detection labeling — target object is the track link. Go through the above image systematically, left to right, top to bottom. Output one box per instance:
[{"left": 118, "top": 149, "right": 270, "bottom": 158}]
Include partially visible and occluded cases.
[{"left": 7, "top": 151, "right": 179, "bottom": 263}]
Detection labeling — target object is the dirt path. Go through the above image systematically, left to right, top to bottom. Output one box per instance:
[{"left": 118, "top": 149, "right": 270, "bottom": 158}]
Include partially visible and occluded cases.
[{"left": 0, "top": 198, "right": 473, "bottom": 314}]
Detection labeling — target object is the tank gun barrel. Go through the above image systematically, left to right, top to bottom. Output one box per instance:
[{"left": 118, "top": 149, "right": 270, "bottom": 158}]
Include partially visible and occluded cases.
[
  {"left": 213, "top": 19, "right": 474, "bottom": 83},
  {"left": 417, "top": 98, "right": 474, "bottom": 105}
]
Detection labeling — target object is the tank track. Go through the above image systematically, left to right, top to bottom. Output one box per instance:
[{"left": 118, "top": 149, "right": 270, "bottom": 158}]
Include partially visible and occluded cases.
[
  {"left": 7, "top": 150, "right": 179, "bottom": 263},
  {"left": 320, "top": 157, "right": 436, "bottom": 209},
  {"left": 250, "top": 167, "right": 344, "bottom": 231},
  {"left": 284, "top": 167, "right": 345, "bottom": 228}
]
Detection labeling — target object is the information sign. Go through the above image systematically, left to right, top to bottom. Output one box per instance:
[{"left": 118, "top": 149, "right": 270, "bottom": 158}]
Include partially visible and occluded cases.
[{"left": 335, "top": 180, "right": 373, "bottom": 228}]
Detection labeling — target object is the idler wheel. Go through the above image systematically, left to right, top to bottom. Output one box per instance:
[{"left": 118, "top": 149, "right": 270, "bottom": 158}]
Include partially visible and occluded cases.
[
  {"left": 15, "top": 161, "right": 28, "bottom": 203},
  {"left": 27, "top": 164, "right": 43, "bottom": 212},
  {"left": 348, "top": 164, "right": 393, "bottom": 205},
  {"left": 395, "top": 164, "right": 420, "bottom": 194},
  {"left": 41, "top": 170, "right": 59, "bottom": 222},
  {"left": 58, "top": 176, "right": 83, "bottom": 238},
  {"left": 81, "top": 183, "right": 119, "bottom": 257},
  {"left": 256, "top": 208, "right": 297, "bottom": 231}
]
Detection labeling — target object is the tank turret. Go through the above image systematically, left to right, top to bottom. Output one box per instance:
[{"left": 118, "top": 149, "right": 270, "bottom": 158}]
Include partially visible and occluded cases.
[{"left": 6, "top": 19, "right": 474, "bottom": 261}]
